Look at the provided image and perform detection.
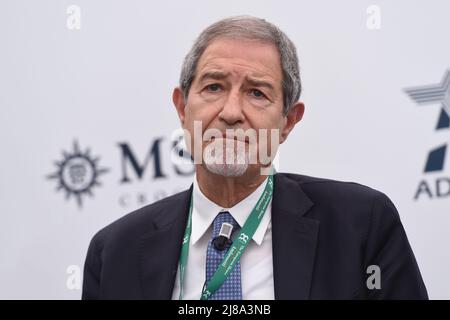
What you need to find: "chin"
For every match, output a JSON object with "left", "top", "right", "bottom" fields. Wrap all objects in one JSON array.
[
  {"left": 203, "top": 140, "right": 250, "bottom": 177},
  {"left": 205, "top": 163, "right": 249, "bottom": 177}
]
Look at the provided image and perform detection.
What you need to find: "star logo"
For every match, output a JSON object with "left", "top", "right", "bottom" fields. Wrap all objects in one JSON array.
[
  {"left": 404, "top": 70, "right": 450, "bottom": 173},
  {"left": 404, "top": 70, "right": 450, "bottom": 130}
]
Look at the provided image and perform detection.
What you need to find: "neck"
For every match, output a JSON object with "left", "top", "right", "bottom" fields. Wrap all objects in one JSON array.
[{"left": 196, "top": 165, "right": 268, "bottom": 208}]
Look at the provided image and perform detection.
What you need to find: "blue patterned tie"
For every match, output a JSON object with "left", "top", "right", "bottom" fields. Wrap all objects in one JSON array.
[{"left": 205, "top": 211, "right": 242, "bottom": 300}]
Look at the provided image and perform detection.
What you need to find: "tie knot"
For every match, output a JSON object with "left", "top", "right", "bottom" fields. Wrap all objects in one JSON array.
[{"left": 212, "top": 211, "right": 239, "bottom": 239}]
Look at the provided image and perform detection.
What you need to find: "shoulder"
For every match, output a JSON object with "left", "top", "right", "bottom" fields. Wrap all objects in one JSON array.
[
  {"left": 88, "top": 188, "right": 191, "bottom": 249},
  {"left": 277, "top": 172, "right": 390, "bottom": 204},
  {"left": 276, "top": 172, "right": 399, "bottom": 224}
]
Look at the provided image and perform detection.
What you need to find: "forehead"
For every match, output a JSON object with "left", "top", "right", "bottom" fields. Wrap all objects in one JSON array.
[{"left": 195, "top": 37, "right": 283, "bottom": 83}]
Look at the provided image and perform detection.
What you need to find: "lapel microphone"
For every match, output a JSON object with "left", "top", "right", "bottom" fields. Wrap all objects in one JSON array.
[{"left": 213, "top": 222, "right": 234, "bottom": 251}]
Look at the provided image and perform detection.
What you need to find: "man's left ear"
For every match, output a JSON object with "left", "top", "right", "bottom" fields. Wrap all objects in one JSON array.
[{"left": 280, "top": 101, "right": 305, "bottom": 144}]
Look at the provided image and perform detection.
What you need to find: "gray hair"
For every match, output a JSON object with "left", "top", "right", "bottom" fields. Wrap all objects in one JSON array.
[{"left": 179, "top": 15, "right": 301, "bottom": 116}]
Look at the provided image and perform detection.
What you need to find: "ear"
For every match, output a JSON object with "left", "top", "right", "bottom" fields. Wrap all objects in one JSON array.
[
  {"left": 172, "top": 87, "right": 187, "bottom": 127},
  {"left": 280, "top": 101, "right": 305, "bottom": 144}
]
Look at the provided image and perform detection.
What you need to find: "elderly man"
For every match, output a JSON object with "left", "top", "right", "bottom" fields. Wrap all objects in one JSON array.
[{"left": 82, "top": 16, "right": 428, "bottom": 300}]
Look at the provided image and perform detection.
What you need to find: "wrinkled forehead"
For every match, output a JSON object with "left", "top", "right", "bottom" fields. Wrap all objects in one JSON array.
[{"left": 195, "top": 37, "right": 283, "bottom": 84}]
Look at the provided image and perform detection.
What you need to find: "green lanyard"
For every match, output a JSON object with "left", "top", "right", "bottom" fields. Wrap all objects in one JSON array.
[{"left": 178, "top": 169, "right": 275, "bottom": 300}]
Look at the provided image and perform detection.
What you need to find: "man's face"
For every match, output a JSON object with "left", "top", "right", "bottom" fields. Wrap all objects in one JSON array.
[{"left": 173, "top": 37, "right": 303, "bottom": 177}]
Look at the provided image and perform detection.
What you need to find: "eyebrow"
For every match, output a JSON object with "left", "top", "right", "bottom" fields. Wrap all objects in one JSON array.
[
  {"left": 245, "top": 76, "right": 275, "bottom": 91},
  {"left": 198, "top": 71, "right": 230, "bottom": 83},
  {"left": 198, "top": 71, "right": 276, "bottom": 91}
]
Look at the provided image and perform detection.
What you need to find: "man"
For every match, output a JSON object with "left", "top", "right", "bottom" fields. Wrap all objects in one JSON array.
[{"left": 82, "top": 16, "right": 428, "bottom": 299}]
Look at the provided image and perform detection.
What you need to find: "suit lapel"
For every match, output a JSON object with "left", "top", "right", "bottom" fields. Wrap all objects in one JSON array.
[
  {"left": 272, "top": 173, "right": 319, "bottom": 299},
  {"left": 139, "top": 185, "right": 192, "bottom": 299}
]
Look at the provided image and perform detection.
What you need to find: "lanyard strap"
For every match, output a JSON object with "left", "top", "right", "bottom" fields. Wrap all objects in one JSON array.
[{"left": 178, "top": 169, "right": 275, "bottom": 300}]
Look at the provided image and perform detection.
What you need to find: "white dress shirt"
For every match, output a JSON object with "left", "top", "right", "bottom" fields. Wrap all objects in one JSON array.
[{"left": 171, "top": 174, "right": 275, "bottom": 300}]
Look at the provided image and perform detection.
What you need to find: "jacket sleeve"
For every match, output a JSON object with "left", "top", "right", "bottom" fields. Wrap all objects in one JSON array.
[
  {"left": 82, "top": 230, "right": 106, "bottom": 300},
  {"left": 362, "top": 192, "right": 428, "bottom": 299}
]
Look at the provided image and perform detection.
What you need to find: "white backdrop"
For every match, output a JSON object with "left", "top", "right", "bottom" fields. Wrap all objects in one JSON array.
[{"left": 1, "top": 0, "right": 449, "bottom": 299}]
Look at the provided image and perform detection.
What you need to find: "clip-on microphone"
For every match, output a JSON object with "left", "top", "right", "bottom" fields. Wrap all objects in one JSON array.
[{"left": 213, "top": 222, "right": 234, "bottom": 251}]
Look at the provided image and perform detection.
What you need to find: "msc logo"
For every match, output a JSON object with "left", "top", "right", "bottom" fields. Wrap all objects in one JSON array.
[
  {"left": 47, "top": 141, "right": 109, "bottom": 208},
  {"left": 404, "top": 70, "right": 450, "bottom": 200},
  {"left": 47, "top": 133, "right": 194, "bottom": 209}
]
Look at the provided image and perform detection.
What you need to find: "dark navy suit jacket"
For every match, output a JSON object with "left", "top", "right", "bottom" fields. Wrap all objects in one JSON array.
[{"left": 82, "top": 173, "right": 428, "bottom": 299}]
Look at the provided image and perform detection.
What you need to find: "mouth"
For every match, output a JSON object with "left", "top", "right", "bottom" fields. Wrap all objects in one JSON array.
[{"left": 208, "top": 135, "right": 249, "bottom": 144}]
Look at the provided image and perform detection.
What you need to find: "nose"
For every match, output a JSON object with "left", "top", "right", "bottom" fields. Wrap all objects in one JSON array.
[{"left": 218, "top": 89, "right": 245, "bottom": 126}]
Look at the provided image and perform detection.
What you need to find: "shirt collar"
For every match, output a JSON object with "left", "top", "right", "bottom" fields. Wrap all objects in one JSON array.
[{"left": 191, "top": 174, "right": 272, "bottom": 246}]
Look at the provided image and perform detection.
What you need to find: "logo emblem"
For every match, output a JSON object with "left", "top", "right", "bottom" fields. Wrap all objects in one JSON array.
[
  {"left": 47, "top": 141, "right": 109, "bottom": 207},
  {"left": 238, "top": 233, "right": 249, "bottom": 244},
  {"left": 404, "top": 70, "right": 450, "bottom": 172}
]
